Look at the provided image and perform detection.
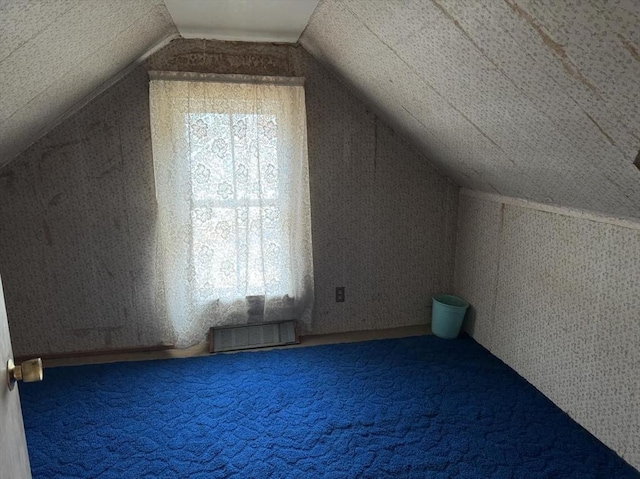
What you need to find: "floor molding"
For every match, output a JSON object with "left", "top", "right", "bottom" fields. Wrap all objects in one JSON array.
[
  {"left": 15, "top": 344, "right": 174, "bottom": 365},
  {"left": 38, "top": 325, "right": 430, "bottom": 368}
]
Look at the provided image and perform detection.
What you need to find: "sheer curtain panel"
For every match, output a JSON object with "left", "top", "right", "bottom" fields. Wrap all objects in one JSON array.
[{"left": 149, "top": 71, "right": 314, "bottom": 348}]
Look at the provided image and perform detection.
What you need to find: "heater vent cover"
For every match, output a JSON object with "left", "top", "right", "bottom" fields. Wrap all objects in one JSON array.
[{"left": 209, "top": 320, "right": 299, "bottom": 353}]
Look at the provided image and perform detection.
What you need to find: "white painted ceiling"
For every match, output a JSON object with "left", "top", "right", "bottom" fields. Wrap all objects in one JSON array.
[
  {"left": 1, "top": 0, "right": 639, "bottom": 219},
  {"left": 164, "top": 0, "right": 320, "bottom": 42},
  {"left": 300, "top": 0, "right": 640, "bottom": 219},
  {"left": 0, "top": 0, "right": 178, "bottom": 166}
]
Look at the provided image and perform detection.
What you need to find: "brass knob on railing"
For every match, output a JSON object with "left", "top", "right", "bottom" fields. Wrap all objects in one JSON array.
[{"left": 6, "top": 358, "right": 43, "bottom": 391}]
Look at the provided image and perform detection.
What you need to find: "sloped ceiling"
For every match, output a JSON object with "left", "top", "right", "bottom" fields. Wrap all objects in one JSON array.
[
  {"left": 300, "top": 0, "right": 640, "bottom": 219},
  {"left": 0, "top": 0, "right": 177, "bottom": 167},
  {"left": 1, "top": 0, "right": 639, "bottom": 219}
]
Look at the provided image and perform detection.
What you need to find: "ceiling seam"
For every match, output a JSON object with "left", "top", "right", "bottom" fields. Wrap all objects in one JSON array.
[
  {"left": 435, "top": 0, "right": 638, "bottom": 173},
  {"left": 501, "top": 0, "right": 640, "bottom": 145},
  {"left": 491, "top": 1, "right": 633, "bottom": 163},
  {"left": 301, "top": 6, "right": 514, "bottom": 190},
  {"left": 0, "top": 30, "right": 180, "bottom": 172},
  {"left": 0, "top": 4, "right": 76, "bottom": 64},
  {"left": 298, "top": 37, "right": 461, "bottom": 188},
  {"left": 0, "top": 4, "right": 172, "bottom": 127},
  {"left": 341, "top": 3, "right": 516, "bottom": 168},
  {"left": 503, "top": 0, "right": 601, "bottom": 96}
]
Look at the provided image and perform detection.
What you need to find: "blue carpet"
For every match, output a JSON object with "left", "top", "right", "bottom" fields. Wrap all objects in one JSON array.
[{"left": 20, "top": 335, "right": 639, "bottom": 479}]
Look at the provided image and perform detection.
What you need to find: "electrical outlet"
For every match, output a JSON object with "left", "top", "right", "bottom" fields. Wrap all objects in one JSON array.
[{"left": 336, "top": 287, "right": 345, "bottom": 302}]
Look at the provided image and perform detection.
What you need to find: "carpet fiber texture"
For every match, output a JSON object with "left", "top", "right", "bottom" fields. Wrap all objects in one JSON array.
[{"left": 20, "top": 336, "right": 639, "bottom": 478}]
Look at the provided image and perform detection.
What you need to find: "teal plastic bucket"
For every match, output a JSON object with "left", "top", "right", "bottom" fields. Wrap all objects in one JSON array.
[{"left": 431, "top": 294, "right": 469, "bottom": 339}]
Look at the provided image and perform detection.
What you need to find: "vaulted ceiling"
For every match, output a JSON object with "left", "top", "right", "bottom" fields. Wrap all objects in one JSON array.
[
  {"left": 299, "top": 0, "right": 640, "bottom": 219},
  {"left": 0, "top": 0, "right": 177, "bottom": 165},
  {"left": 1, "top": 0, "right": 639, "bottom": 219}
]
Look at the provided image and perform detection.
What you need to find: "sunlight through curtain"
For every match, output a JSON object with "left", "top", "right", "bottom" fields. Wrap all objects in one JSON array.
[{"left": 149, "top": 72, "right": 314, "bottom": 347}]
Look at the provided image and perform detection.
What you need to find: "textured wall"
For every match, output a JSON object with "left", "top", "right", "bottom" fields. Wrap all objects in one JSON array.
[
  {"left": 0, "top": 67, "right": 171, "bottom": 356},
  {"left": 0, "top": 39, "right": 458, "bottom": 356},
  {"left": 300, "top": 0, "right": 640, "bottom": 219},
  {"left": 454, "top": 190, "right": 640, "bottom": 470}
]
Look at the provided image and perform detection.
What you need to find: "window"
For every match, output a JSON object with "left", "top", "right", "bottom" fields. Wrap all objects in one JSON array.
[
  {"left": 189, "top": 111, "right": 284, "bottom": 297},
  {"left": 149, "top": 72, "right": 314, "bottom": 348}
]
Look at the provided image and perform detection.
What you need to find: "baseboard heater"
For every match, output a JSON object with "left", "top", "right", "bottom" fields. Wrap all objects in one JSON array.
[{"left": 208, "top": 320, "right": 300, "bottom": 353}]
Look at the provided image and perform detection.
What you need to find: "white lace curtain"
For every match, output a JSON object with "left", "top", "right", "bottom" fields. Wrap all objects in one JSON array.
[{"left": 149, "top": 71, "right": 314, "bottom": 348}]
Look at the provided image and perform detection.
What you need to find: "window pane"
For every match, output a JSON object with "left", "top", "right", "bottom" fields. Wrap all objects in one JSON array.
[
  {"left": 187, "top": 112, "right": 278, "bottom": 204},
  {"left": 188, "top": 113, "right": 233, "bottom": 203},
  {"left": 187, "top": 111, "right": 288, "bottom": 297}
]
